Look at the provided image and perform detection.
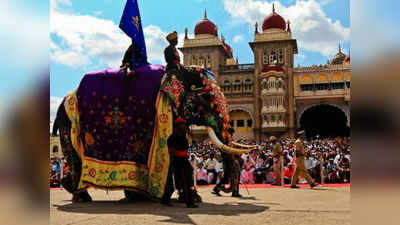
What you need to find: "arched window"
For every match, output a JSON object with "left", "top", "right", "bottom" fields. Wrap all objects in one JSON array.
[
  {"left": 244, "top": 79, "right": 253, "bottom": 92},
  {"left": 223, "top": 80, "right": 231, "bottom": 92},
  {"left": 247, "top": 119, "right": 253, "bottom": 127},
  {"left": 52, "top": 146, "right": 59, "bottom": 153},
  {"left": 206, "top": 55, "right": 211, "bottom": 68},
  {"left": 234, "top": 80, "right": 242, "bottom": 92},
  {"left": 278, "top": 49, "right": 284, "bottom": 64},
  {"left": 279, "top": 78, "right": 284, "bottom": 90},
  {"left": 263, "top": 50, "right": 268, "bottom": 65},
  {"left": 262, "top": 78, "right": 268, "bottom": 90},
  {"left": 269, "top": 50, "right": 277, "bottom": 65}
]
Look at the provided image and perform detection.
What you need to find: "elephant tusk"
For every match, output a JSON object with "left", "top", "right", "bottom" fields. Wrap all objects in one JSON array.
[
  {"left": 207, "top": 127, "right": 253, "bottom": 155},
  {"left": 232, "top": 142, "right": 258, "bottom": 150}
]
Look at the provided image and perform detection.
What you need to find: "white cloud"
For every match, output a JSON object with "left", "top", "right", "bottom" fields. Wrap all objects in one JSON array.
[
  {"left": 143, "top": 25, "right": 169, "bottom": 64},
  {"left": 50, "top": 96, "right": 64, "bottom": 131},
  {"left": 50, "top": 1, "right": 171, "bottom": 68},
  {"left": 233, "top": 35, "right": 244, "bottom": 43},
  {"left": 223, "top": 0, "right": 350, "bottom": 57},
  {"left": 51, "top": 49, "right": 91, "bottom": 68}
]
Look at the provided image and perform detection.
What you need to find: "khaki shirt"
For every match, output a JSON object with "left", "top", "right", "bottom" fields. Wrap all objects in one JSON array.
[
  {"left": 294, "top": 139, "right": 305, "bottom": 159},
  {"left": 272, "top": 143, "right": 282, "bottom": 158},
  {"left": 295, "top": 139, "right": 307, "bottom": 168}
]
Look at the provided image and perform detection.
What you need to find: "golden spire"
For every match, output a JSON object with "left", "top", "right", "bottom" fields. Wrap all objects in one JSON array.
[{"left": 204, "top": 9, "right": 207, "bottom": 19}]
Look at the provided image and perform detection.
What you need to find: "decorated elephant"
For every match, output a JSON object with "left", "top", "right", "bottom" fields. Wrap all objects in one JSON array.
[{"left": 53, "top": 63, "right": 256, "bottom": 202}]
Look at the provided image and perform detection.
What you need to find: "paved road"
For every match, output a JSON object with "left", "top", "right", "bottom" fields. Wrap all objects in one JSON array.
[{"left": 50, "top": 186, "right": 350, "bottom": 225}]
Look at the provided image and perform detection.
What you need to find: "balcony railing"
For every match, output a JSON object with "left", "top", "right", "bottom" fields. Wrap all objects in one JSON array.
[{"left": 220, "top": 64, "right": 255, "bottom": 72}]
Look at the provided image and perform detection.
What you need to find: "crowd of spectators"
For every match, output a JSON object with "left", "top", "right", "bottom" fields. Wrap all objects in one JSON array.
[
  {"left": 49, "top": 137, "right": 351, "bottom": 187},
  {"left": 189, "top": 137, "right": 351, "bottom": 185}
]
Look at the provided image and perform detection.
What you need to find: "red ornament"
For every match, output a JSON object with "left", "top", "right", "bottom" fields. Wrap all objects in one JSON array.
[{"left": 89, "top": 168, "right": 96, "bottom": 178}]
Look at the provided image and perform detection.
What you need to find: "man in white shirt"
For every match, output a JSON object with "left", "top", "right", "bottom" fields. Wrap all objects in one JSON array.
[
  {"left": 205, "top": 153, "right": 218, "bottom": 184},
  {"left": 215, "top": 157, "right": 224, "bottom": 184},
  {"left": 304, "top": 152, "right": 315, "bottom": 171}
]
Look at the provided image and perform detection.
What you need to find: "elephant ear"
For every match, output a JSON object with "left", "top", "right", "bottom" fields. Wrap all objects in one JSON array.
[{"left": 161, "top": 73, "right": 185, "bottom": 109}]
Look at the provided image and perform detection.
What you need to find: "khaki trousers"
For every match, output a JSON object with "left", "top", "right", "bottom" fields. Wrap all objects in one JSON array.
[
  {"left": 273, "top": 158, "right": 281, "bottom": 184},
  {"left": 291, "top": 158, "right": 313, "bottom": 186}
]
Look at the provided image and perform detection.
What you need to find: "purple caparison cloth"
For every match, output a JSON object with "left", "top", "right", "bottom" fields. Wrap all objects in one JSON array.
[{"left": 76, "top": 64, "right": 165, "bottom": 165}]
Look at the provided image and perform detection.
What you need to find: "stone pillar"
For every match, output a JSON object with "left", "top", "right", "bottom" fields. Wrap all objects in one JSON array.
[
  {"left": 254, "top": 49, "right": 262, "bottom": 142},
  {"left": 287, "top": 51, "right": 295, "bottom": 138}
]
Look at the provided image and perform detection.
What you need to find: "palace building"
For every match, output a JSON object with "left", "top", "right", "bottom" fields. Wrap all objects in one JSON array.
[{"left": 180, "top": 7, "right": 350, "bottom": 141}]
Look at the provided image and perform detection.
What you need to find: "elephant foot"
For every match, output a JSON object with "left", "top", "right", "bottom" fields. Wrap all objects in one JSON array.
[
  {"left": 72, "top": 191, "right": 92, "bottom": 203},
  {"left": 123, "top": 190, "right": 148, "bottom": 202}
]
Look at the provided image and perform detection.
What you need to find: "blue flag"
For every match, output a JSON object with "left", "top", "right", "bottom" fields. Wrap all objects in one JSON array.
[{"left": 119, "top": 0, "right": 148, "bottom": 68}]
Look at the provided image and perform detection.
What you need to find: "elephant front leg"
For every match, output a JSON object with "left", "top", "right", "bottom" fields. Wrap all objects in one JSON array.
[{"left": 72, "top": 190, "right": 92, "bottom": 203}]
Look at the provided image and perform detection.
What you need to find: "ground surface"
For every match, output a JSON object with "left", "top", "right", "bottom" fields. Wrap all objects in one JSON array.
[{"left": 50, "top": 185, "right": 350, "bottom": 225}]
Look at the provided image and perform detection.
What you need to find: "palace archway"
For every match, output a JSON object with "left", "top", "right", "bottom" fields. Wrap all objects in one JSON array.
[{"left": 299, "top": 104, "right": 349, "bottom": 138}]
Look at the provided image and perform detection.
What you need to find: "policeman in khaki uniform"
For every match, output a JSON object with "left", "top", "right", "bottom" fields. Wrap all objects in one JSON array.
[
  {"left": 270, "top": 136, "right": 282, "bottom": 185},
  {"left": 291, "top": 130, "right": 318, "bottom": 189}
]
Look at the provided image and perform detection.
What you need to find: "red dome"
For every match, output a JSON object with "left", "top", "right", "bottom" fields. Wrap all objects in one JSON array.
[
  {"left": 262, "top": 5, "right": 286, "bottom": 31},
  {"left": 194, "top": 10, "right": 218, "bottom": 36}
]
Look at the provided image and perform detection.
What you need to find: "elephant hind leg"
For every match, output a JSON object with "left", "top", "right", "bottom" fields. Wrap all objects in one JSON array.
[{"left": 58, "top": 126, "right": 82, "bottom": 195}]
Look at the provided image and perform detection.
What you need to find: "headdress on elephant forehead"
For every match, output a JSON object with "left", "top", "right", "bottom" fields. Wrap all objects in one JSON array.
[
  {"left": 174, "top": 117, "right": 186, "bottom": 125},
  {"left": 166, "top": 31, "right": 178, "bottom": 42}
]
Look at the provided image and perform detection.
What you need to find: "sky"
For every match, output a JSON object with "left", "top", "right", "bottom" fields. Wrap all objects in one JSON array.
[{"left": 49, "top": 0, "right": 350, "bottom": 125}]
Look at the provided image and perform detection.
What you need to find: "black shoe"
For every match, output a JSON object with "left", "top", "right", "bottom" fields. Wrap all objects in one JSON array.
[
  {"left": 194, "top": 192, "right": 203, "bottom": 203},
  {"left": 232, "top": 193, "right": 243, "bottom": 198},
  {"left": 212, "top": 190, "right": 222, "bottom": 196},
  {"left": 290, "top": 185, "right": 300, "bottom": 189},
  {"left": 187, "top": 204, "right": 199, "bottom": 208},
  {"left": 310, "top": 183, "right": 318, "bottom": 189}
]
